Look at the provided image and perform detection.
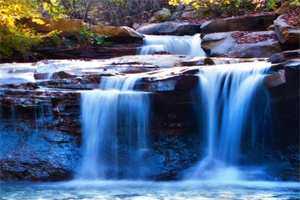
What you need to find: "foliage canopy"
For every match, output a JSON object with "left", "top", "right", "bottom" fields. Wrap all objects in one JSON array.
[
  {"left": 168, "top": 0, "right": 300, "bottom": 11},
  {"left": 0, "top": 0, "right": 65, "bottom": 59}
]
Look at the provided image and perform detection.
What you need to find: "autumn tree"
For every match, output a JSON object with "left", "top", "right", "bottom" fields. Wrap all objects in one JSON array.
[{"left": 0, "top": 0, "right": 64, "bottom": 58}]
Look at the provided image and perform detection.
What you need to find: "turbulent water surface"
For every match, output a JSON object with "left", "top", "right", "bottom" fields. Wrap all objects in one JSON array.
[
  {"left": 1, "top": 181, "right": 300, "bottom": 200},
  {"left": 189, "top": 62, "right": 272, "bottom": 180},
  {"left": 140, "top": 34, "right": 206, "bottom": 57},
  {"left": 78, "top": 75, "right": 150, "bottom": 180}
]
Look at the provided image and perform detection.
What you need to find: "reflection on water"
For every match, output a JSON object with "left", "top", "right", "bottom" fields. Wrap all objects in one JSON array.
[{"left": 1, "top": 181, "right": 299, "bottom": 200}]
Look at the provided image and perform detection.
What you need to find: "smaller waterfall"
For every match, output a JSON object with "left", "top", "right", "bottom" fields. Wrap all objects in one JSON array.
[
  {"left": 190, "top": 62, "right": 271, "bottom": 181},
  {"left": 140, "top": 34, "right": 206, "bottom": 57},
  {"left": 78, "top": 76, "right": 150, "bottom": 180}
]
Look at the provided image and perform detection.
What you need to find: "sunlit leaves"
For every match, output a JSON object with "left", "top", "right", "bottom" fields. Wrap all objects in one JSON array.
[
  {"left": 0, "top": 0, "right": 64, "bottom": 58},
  {"left": 168, "top": 0, "right": 285, "bottom": 10},
  {"left": 0, "top": 0, "right": 41, "bottom": 27},
  {"left": 42, "top": 0, "right": 66, "bottom": 18}
]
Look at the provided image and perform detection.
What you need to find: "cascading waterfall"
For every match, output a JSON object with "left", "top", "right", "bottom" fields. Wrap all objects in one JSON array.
[
  {"left": 140, "top": 34, "right": 206, "bottom": 57},
  {"left": 190, "top": 62, "right": 271, "bottom": 181},
  {"left": 78, "top": 76, "right": 150, "bottom": 180}
]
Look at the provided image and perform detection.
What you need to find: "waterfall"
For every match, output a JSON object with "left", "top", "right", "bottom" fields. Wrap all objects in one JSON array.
[
  {"left": 190, "top": 62, "right": 271, "bottom": 181},
  {"left": 78, "top": 76, "right": 150, "bottom": 180},
  {"left": 140, "top": 34, "right": 206, "bottom": 57}
]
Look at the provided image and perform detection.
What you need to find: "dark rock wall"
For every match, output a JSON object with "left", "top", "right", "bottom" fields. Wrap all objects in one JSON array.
[
  {"left": 0, "top": 94, "right": 80, "bottom": 181},
  {"left": 267, "top": 65, "right": 300, "bottom": 180}
]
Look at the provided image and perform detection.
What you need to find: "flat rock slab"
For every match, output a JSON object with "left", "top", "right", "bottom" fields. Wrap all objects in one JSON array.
[
  {"left": 1, "top": 55, "right": 264, "bottom": 87},
  {"left": 201, "top": 12, "right": 277, "bottom": 34},
  {"left": 202, "top": 31, "right": 282, "bottom": 58},
  {"left": 0, "top": 56, "right": 299, "bottom": 181},
  {"left": 274, "top": 8, "right": 300, "bottom": 49}
]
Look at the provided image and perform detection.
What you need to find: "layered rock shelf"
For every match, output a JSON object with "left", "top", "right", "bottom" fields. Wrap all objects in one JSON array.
[
  {"left": 0, "top": 3, "right": 299, "bottom": 183},
  {"left": 0, "top": 52, "right": 299, "bottom": 181}
]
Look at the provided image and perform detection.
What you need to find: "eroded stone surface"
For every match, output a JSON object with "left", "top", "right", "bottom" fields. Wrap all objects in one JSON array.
[
  {"left": 201, "top": 12, "right": 277, "bottom": 34},
  {"left": 274, "top": 8, "right": 300, "bottom": 49},
  {"left": 202, "top": 31, "right": 282, "bottom": 58}
]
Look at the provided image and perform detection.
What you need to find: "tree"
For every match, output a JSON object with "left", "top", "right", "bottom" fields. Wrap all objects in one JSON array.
[
  {"left": 60, "top": 0, "right": 96, "bottom": 21},
  {"left": 0, "top": 0, "right": 64, "bottom": 59},
  {"left": 168, "top": 0, "right": 299, "bottom": 11}
]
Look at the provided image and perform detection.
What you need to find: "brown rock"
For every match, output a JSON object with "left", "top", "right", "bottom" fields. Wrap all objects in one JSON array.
[
  {"left": 274, "top": 10, "right": 300, "bottom": 49},
  {"left": 91, "top": 25, "right": 143, "bottom": 39},
  {"left": 30, "top": 18, "right": 143, "bottom": 40},
  {"left": 201, "top": 12, "right": 277, "bottom": 34},
  {"left": 51, "top": 71, "right": 76, "bottom": 80},
  {"left": 265, "top": 70, "right": 286, "bottom": 88},
  {"left": 31, "top": 19, "right": 85, "bottom": 34},
  {"left": 268, "top": 49, "right": 300, "bottom": 64},
  {"left": 202, "top": 31, "right": 282, "bottom": 58}
]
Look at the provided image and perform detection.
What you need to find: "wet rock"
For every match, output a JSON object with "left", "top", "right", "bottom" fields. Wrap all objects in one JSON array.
[
  {"left": 283, "top": 59, "right": 300, "bottom": 70},
  {"left": 0, "top": 160, "right": 72, "bottom": 181},
  {"left": 141, "top": 75, "right": 198, "bottom": 92},
  {"left": 36, "top": 44, "right": 140, "bottom": 60},
  {"left": 267, "top": 56, "right": 300, "bottom": 181},
  {"left": 265, "top": 70, "right": 286, "bottom": 88},
  {"left": 152, "top": 133, "right": 200, "bottom": 180},
  {"left": 1, "top": 55, "right": 299, "bottom": 181},
  {"left": 180, "top": 57, "right": 262, "bottom": 66},
  {"left": 107, "top": 55, "right": 189, "bottom": 69},
  {"left": 0, "top": 126, "right": 80, "bottom": 181},
  {"left": 201, "top": 12, "right": 277, "bottom": 34},
  {"left": 202, "top": 31, "right": 282, "bottom": 58},
  {"left": 51, "top": 71, "right": 76, "bottom": 80},
  {"left": 136, "top": 21, "right": 201, "bottom": 35},
  {"left": 268, "top": 49, "right": 300, "bottom": 64},
  {"left": 0, "top": 82, "right": 38, "bottom": 90}
]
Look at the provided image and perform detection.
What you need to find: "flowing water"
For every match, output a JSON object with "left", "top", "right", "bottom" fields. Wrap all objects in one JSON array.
[
  {"left": 1, "top": 181, "right": 300, "bottom": 200},
  {"left": 1, "top": 50, "right": 299, "bottom": 199},
  {"left": 140, "top": 34, "right": 206, "bottom": 57},
  {"left": 189, "top": 62, "right": 272, "bottom": 181},
  {"left": 77, "top": 75, "right": 150, "bottom": 180},
  {"left": 0, "top": 63, "right": 36, "bottom": 85}
]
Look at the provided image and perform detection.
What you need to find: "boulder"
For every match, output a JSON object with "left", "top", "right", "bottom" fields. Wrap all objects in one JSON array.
[
  {"left": 91, "top": 25, "right": 143, "bottom": 41},
  {"left": 202, "top": 31, "right": 282, "bottom": 58},
  {"left": 31, "top": 18, "right": 85, "bottom": 34},
  {"left": 51, "top": 71, "right": 76, "bottom": 80},
  {"left": 275, "top": 1, "right": 294, "bottom": 15},
  {"left": 150, "top": 8, "right": 172, "bottom": 23},
  {"left": 201, "top": 12, "right": 277, "bottom": 34},
  {"left": 265, "top": 70, "right": 286, "bottom": 88},
  {"left": 274, "top": 9, "right": 300, "bottom": 49},
  {"left": 30, "top": 18, "right": 143, "bottom": 41},
  {"left": 268, "top": 49, "right": 300, "bottom": 64},
  {"left": 136, "top": 21, "right": 201, "bottom": 35}
]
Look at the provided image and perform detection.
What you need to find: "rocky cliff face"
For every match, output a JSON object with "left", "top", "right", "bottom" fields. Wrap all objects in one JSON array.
[{"left": 0, "top": 54, "right": 299, "bottom": 181}]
